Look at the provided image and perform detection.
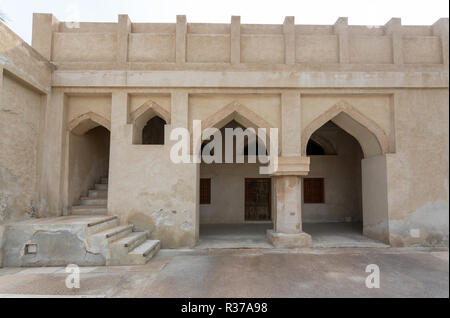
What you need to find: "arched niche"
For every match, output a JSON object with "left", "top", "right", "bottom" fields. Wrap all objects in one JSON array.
[
  {"left": 69, "top": 112, "right": 111, "bottom": 136},
  {"left": 130, "top": 100, "right": 170, "bottom": 145}
]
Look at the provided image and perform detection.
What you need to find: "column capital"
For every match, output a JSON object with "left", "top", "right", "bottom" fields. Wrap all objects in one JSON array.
[{"left": 271, "top": 156, "right": 310, "bottom": 176}]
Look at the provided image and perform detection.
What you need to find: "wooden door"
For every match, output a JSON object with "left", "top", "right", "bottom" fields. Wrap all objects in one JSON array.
[{"left": 245, "top": 178, "right": 271, "bottom": 221}]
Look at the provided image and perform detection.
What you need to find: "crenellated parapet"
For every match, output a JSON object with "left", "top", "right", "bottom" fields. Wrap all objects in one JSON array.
[{"left": 31, "top": 14, "right": 449, "bottom": 70}]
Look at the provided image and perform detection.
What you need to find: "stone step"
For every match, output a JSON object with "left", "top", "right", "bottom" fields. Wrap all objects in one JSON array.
[
  {"left": 71, "top": 205, "right": 107, "bottom": 216},
  {"left": 80, "top": 197, "right": 107, "bottom": 206},
  {"left": 92, "top": 224, "right": 134, "bottom": 240},
  {"left": 86, "top": 216, "right": 119, "bottom": 235},
  {"left": 95, "top": 183, "right": 108, "bottom": 190},
  {"left": 100, "top": 177, "right": 108, "bottom": 184},
  {"left": 128, "top": 240, "right": 160, "bottom": 264},
  {"left": 88, "top": 189, "right": 108, "bottom": 198},
  {"left": 112, "top": 231, "right": 148, "bottom": 252}
]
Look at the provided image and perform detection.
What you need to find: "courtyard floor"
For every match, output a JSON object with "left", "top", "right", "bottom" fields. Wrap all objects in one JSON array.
[
  {"left": 197, "top": 223, "right": 387, "bottom": 249},
  {"left": 0, "top": 247, "right": 447, "bottom": 298}
]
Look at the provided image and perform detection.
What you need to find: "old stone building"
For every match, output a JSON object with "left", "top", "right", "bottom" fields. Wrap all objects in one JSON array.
[{"left": 0, "top": 13, "right": 448, "bottom": 267}]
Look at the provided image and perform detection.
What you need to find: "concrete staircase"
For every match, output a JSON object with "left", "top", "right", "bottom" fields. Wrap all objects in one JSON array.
[
  {"left": 70, "top": 178, "right": 160, "bottom": 265},
  {"left": 71, "top": 177, "right": 109, "bottom": 216},
  {"left": 87, "top": 216, "right": 160, "bottom": 265}
]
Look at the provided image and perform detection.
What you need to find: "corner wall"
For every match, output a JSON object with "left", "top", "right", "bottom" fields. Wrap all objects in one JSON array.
[{"left": 0, "top": 22, "right": 52, "bottom": 222}]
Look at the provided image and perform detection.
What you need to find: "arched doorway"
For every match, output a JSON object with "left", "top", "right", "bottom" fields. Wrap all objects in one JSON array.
[
  {"left": 197, "top": 120, "right": 273, "bottom": 248},
  {"left": 302, "top": 121, "right": 372, "bottom": 246},
  {"left": 302, "top": 105, "right": 390, "bottom": 246},
  {"left": 67, "top": 114, "right": 111, "bottom": 214}
]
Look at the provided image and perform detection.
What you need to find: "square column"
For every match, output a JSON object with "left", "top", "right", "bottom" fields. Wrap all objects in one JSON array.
[{"left": 267, "top": 157, "right": 311, "bottom": 248}]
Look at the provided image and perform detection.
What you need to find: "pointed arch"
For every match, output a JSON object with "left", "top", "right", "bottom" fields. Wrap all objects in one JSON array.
[
  {"left": 69, "top": 111, "right": 111, "bottom": 136},
  {"left": 309, "top": 134, "right": 337, "bottom": 155},
  {"left": 130, "top": 100, "right": 171, "bottom": 126},
  {"left": 198, "top": 101, "right": 276, "bottom": 155},
  {"left": 202, "top": 101, "right": 273, "bottom": 131},
  {"left": 301, "top": 100, "right": 389, "bottom": 158},
  {"left": 130, "top": 100, "right": 170, "bottom": 145}
]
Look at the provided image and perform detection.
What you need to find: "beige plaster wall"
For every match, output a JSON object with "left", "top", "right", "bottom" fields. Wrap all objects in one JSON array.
[
  {"left": 303, "top": 126, "right": 363, "bottom": 223},
  {"left": 386, "top": 89, "right": 449, "bottom": 246},
  {"left": 1, "top": 21, "right": 53, "bottom": 227},
  {"left": 52, "top": 33, "right": 117, "bottom": 62},
  {"left": 187, "top": 34, "right": 230, "bottom": 63},
  {"left": 241, "top": 34, "right": 285, "bottom": 64},
  {"left": 403, "top": 36, "right": 443, "bottom": 64},
  {"left": 295, "top": 35, "right": 338, "bottom": 63},
  {"left": 108, "top": 122, "right": 198, "bottom": 249},
  {"left": 188, "top": 93, "right": 281, "bottom": 132},
  {"left": 128, "top": 34, "right": 175, "bottom": 63},
  {"left": 349, "top": 36, "right": 393, "bottom": 64},
  {"left": 1, "top": 22, "right": 52, "bottom": 91},
  {"left": 34, "top": 14, "right": 448, "bottom": 68},
  {"left": 0, "top": 73, "right": 44, "bottom": 222},
  {"left": 67, "top": 94, "right": 111, "bottom": 124},
  {"left": 361, "top": 154, "right": 390, "bottom": 243}
]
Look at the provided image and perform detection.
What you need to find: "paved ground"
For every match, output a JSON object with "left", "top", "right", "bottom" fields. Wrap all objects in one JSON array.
[
  {"left": 0, "top": 247, "right": 447, "bottom": 298},
  {"left": 197, "top": 223, "right": 387, "bottom": 249},
  {"left": 304, "top": 223, "right": 388, "bottom": 248}
]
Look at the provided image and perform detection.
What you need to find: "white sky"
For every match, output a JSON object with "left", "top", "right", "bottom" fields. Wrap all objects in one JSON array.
[{"left": 0, "top": 0, "right": 448, "bottom": 44}]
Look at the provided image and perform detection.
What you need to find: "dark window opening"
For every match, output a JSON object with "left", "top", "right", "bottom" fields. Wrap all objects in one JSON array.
[
  {"left": 306, "top": 140, "right": 325, "bottom": 156},
  {"left": 142, "top": 116, "right": 166, "bottom": 145},
  {"left": 304, "top": 178, "right": 325, "bottom": 203},
  {"left": 200, "top": 178, "right": 211, "bottom": 205},
  {"left": 244, "top": 140, "right": 267, "bottom": 156},
  {"left": 201, "top": 141, "right": 215, "bottom": 156}
]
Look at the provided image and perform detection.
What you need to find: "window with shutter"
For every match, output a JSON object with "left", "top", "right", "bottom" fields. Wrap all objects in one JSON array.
[
  {"left": 304, "top": 178, "right": 324, "bottom": 203},
  {"left": 200, "top": 178, "right": 211, "bottom": 205}
]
